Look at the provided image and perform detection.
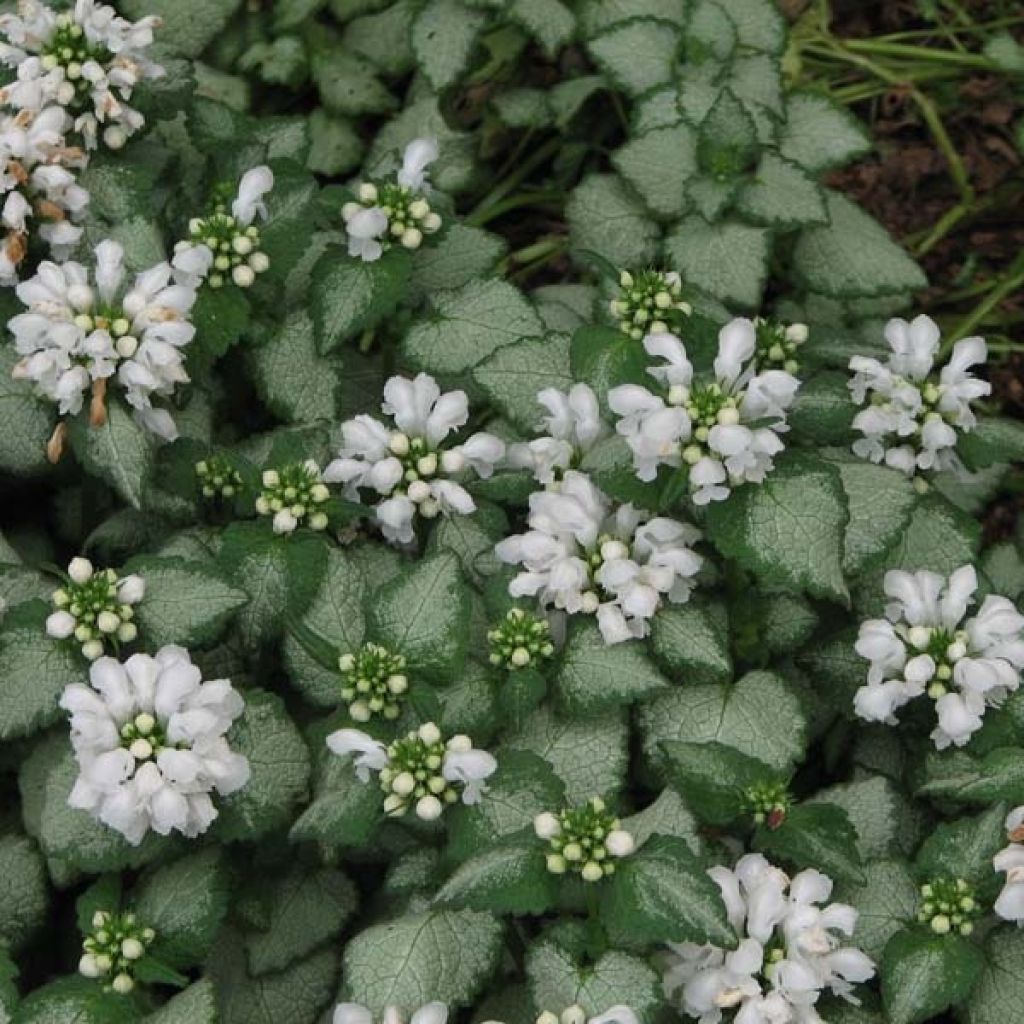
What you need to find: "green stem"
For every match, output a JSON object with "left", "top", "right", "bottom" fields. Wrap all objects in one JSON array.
[
  {"left": 943, "top": 255, "right": 1024, "bottom": 356},
  {"left": 467, "top": 190, "right": 563, "bottom": 227},
  {"left": 838, "top": 38, "right": 998, "bottom": 69},
  {"left": 466, "top": 136, "right": 563, "bottom": 226}
]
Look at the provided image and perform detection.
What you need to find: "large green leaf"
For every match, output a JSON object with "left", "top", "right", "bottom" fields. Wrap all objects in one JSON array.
[{"left": 882, "top": 930, "right": 983, "bottom": 1024}]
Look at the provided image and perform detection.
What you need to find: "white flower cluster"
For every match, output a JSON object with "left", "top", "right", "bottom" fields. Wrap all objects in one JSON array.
[
  {"left": 256, "top": 461, "right": 331, "bottom": 535},
  {"left": 536, "top": 1007, "right": 639, "bottom": 1024},
  {"left": 610, "top": 268, "right": 692, "bottom": 340},
  {"left": 854, "top": 565, "right": 1024, "bottom": 749},
  {"left": 78, "top": 908, "right": 154, "bottom": 994},
  {"left": 849, "top": 314, "right": 990, "bottom": 482},
  {"left": 0, "top": 105, "right": 89, "bottom": 285},
  {"left": 10, "top": 238, "right": 200, "bottom": 441},
  {"left": 664, "top": 854, "right": 875, "bottom": 1024},
  {"left": 507, "top": 383, "right": 607, "bottom": 484},
  {"left": 172, "top": 165, "right": 274, "bottom": 290},
  {"left": 0, "top": 0, "right": 163, "bottom": 151},
  {"left": 325, "top": 372, "right": 504, "bottom": 545},
  {"left": 609, "top": 319, "right": 799, "bottom": 504},
  {"left": 334, "top": 1003, "right": 447, "bottom": 1024},
  {"left": 60, "top": 645, "right": 250, "bottom": 844},
  {"left": 45, "top": 555, "right": 144, "bottom": 659},
  {"left": 534, "top": 796, "right": 635, "bottom": 882},
  {"left": 343, "top": 137, "right": 442, "bottom": 262},
  {"left": 326, "top": 721, "right": 496, "bottom": 821},
  {"left": 495, "top": 470, "right": 702, "bottom": 645},
  {"left": 995, "top": 805, "right": 1024, "bottom": 926}
]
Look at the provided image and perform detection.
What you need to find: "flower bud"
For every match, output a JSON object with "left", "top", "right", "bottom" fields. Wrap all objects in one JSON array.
[
  {"left": 392, "top": 772, "right": 416, "bottom": 797},
  {"left": 78, "top": 953, "right": 101, "bottom": 978},
  {"left": 537, "top": 1013, "right": 559, "bottom": 1024},
  {"left": 717, "top": 407, "right": 740, "bottom": 426},
  {"left": 387, "top": 674, "right": 408, "bottom": 694},
  {"left": 409, "top": 198, "right": 429, "bottom": 220},
  {"left": 947, "top": 640, "right": 967, "bottom": 661},
  {"left": 511, "top": 647, "right": 531, "bottom": 667},
  {"left": 401, "top": 227, "right": 423, "bottom": 250},
  {"left": 416, "top": 453, "right": 438, "bottom": 477},
  {"left": 908, "top": 626, "right": 932, "bottom": 650},
  {"left": 232, "top": 264, "right": 255, "bottom": 288},
  {"left": 104, "top": 125, "right": 127, "bottom": 150},
  {"left": 407, "top": 480, "right": 430, "bottom": 503},
  {"left": 121, "top": 938, "right": 144, "bottom": 960},
  {"left": 358, "top": 183, "right": 378, "bottom": 203},
  {"left": 534, "top": 812, "right": 561, "bottom": 840},
  {"left": 422, "top": 212, "right": 442, "bottom": 233},
  {"left": 447, "top": 734, "right": 472, "bottom": 753},
  {"left": 389, "top": 432, "right": 410, "bottom": 456},
  {"left": 605, "top": 829, "right": 635, "bottom": 857},
  {"left": 273, "top": 510, "right": 298, "bottom": 534},
  {"left": 249, "top": 251, "right": 270, "bottom": 274},
  {"left": 580, "top": 592, "right": 599, "bottom": 614},
  {"left": 82, "top": 640, "right": 104, "bottom": 661},
  {"left": 67, "top": 283, "right": 94, "bottom": 311},
  {"left": 581, "top": 862, "right": 604, "bottom": 883},
  {"left": 97, "top": 610, "right": 121, "bottom": 634},
  {"left": 786, "top": 323, "right": 809, "bottom": 343},
  {"left": 562, "top": 1005, "right": 587, "bottom": 1024},
  {"left": 262, "top": 469, "right": 280, "bottom": 488},
  {"left": 545, "top": 853, "right": 566, "bottom": 875},
  {"left": 418, "top": 722, "right": 442, "bottom": 745},
  {"left": 383, "top": 793, "right": 406, "bottom": 815},
  {"left": 416, "top": 795, "right": 443, "bottom": 821},
  {"left": 232, "top": 234, "right": 254, "bottom": 256},
  {"left": 68, "top": 557, "right": 94, "bottom": 584},
  {"left": 440, "top": 450, "right": 465, "bottom": 474},
  {"left": 600, "top": 539, "right": 628, "bottom": 562},
  {"left": 129, "top": 738, "right": 153, "bottom": 760},
  {"left": 111, "top": 973, "right": 134, "bottom": 994}
]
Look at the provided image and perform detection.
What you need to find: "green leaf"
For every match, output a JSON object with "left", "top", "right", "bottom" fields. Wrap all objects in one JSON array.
[
  {"left": 661, "top": 740, "right": 776, "bottom": 826},
  {"left": 68, "top": 400, "right": 156, "bottom": 509},
  {"left": 958, "top": 416, "right": 1024, "bottom": 470},
  {"left": 120, "top": 0, "right": 241, "bottom": 58},
  {"left": 123, "top": 556, "right": 246, "bottom": 649},
  {"left": 290, "top": 755, "right": 384, "bottom": 848},
  {"left": 640, "top": 671, "right": 807, "bottom": 774},
  {"left": 967, "top": 929, "right": 1024, "bottom": 1024},
  {"left": 409, "top": 224, "right": 506, "bottom": 296},
  {"left": 311, "top": 46, "right": 396, "bottom": 116},
  {"left": 0, "top": 346, "right": 55, "bottom": 475},
  {"left": 918, "top": 747, "right": 1024, "bottom": 805},
  {"left": 403, "top": 278, "right": 544, "bottom": 378},
  {"left": 722, "top": 0, "right": 786, "bottom": 54},
  {"left": 554, "top": 621, "right": 668, "bottom": 714},
  {"left": 779, "top": 92, "right": 871, "bottom": 173},
  {"left": 650, "top": 599, "right": 732, "bottom": 685},
  {"left": 144, "top": 979, "right": 218, "bottom": 1024},
  {"left": 207, "top": 930, "right": 339, "bottom": 1024},
  {"left": 244, "top": 863, "right": 357, "bottom": 975},
  {"left": 882, "top": 930, "right": 984, "bottom": 1024},
  {"left": 0, "top": 601, "right": 82, "bottom": 741},
  {"left": 588, "top": 18, "right": 680, "bottom": 96},
  {"left": 838, "top": 859, "right": 918, "bottom": 961},
  {"left": 612, "top": 123, "right": 698, "bottom": 220},
  {"left": 914, "top": 804, "right": 1007, "bottom": 892},
  {"left": 342, "top": 908, "right": 503, "bottom": 1011},
  {"left": 367, "top": 550, "right": 470, "bottom": 679},
  {"left": 605, "top": 835, "right": 735, "bottom": 946},
  {"left": 697, "top": 88, "right": 758, "bottom": 179},
  {"left": 755, "top": 802, "right": 864, "bottom": 884},
  {"left": 527, "top": 941, "right": 662, "bottom": 1021},
  {"left": 248, "top": 310, "right": 342, "bottom": 423},
  {"left": 214, "top": 689, "right": 311, "bottom": 842},
  {"left": 447, "top": 750, "right": 566, "bottom": 860},
  {"left": 664, "top": 217, "right": 769, "bottom": 308},
  {"left": 412, "top": 0, "right": 487, "bottom": 88},
  {"left": 284, "top": 546, "right": 367, "bottom": 707},
  {"left": 570, "top": 324, "right": 649, "bottom": 407},
  {"left": 473, "top": 333, "right": 574, "bottom": 434},
  {"left": 833, "top": 458, "right": 919, "bottom": 575},
  {"left": 306, "top": 111, "right": 364, "bottom": 177},
  {"left": 0, "top": 833, "right": 47, "bottom": 951},
  {"left": 508, "top": 706, "right": 628, "bottom": 803},
  {"left": 791, "top": 191, "right": 927, "bottom": 298},
  {"left": 13, "top": 976, "right": 140, "bottom": 1024},
  {"left": 311, "top": 247, "right": 411, "bottom": 354},
  {"left": 436, "top": 840, "right": 556, "bottom": 915},
  {"left": 189, "top": 286, "right": 250, "bottom": 367},
  {"left": 135, "top": 849, "right": 230, "bottom": 970},
  {"left": 809, "top": 776, "right": 914, "bottom": 862},
  {"left": 567, "top": 175, "right": 659, "bottom": 268},
  {"left": 736, "top": 152, "right": 828, "bottom": 228},
  {"left": 704, "top": 453, "right": 850, "bottom": 603}
]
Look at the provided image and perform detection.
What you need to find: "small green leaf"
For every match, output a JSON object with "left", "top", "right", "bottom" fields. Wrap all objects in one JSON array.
[
  {"left": 736, "top": 152, "right": 828, "bottom": 227},
  {"left": 13, "top": 976, "right": 140, "bottom": 1024},
  {"left": 967, "top": 929, "right": 1024, "bottom": 1024},
  {"left": 838, "top": 859, "right": 918, "bottom": 961},
  {"left": 0, "top": 833, "right": 47, "bottom": 951},
  {"left": 612, "top": 123, "right": 698, "bottom": 220},
  {"left": 914, "top": 804, "right": 1007, "bottom": 892},
  {"left": 290, "top": 755, "right": 384, "bottom": 848},
  {"left": 697, "top": 89, "right": 758, "bottom": 179},
  {"left": 570, "top": 324, "right": 649, "bottom": 406},
  {"left": 755, "top": 802, "right": 864, "bottom": 884},
  {"left": 342, "top": 908, "right": 503, "bottom": 1011},
  {"left": 567, "top": 175, "right": 659, "bottom": 269},
  {"left": 436, "top": 840, "right": 556, "bottom": 915},
  {"left": 882, "top": 930, "right": 984, "bottom": 1024},
  {"left": 588, "top": 18, "right": 680, "bottom": 96},
  {"left": 190, "top": 286, "right": 250, "bottom": 367},
  {"left": 605, "top": 835, "right": 735, "bottom": 946},
  {"left": 144, "top": 979, "right": 218, "bottom": 1024},
  {"left": 68, "top": 400, "right": 156, "bottom": 509},
  {"left": 958, "top": 417, "right": 1024, "bottom": 470},
  {"left": 650, "top": 599, "right": 732, "bottom": 684},
  {"left": 412, "top": 0, "right": 486, "bottom": 89},
  {"left": 779, "top": 92, "right": 871, "bottom": 173},
  {"left": 918, "top": 747, "right": 1024, "bottom": 805},
  {"left": 0, "top": 345, "right": 56, "bottom": 475},
  {"left": 664, "top": 217, "right": 769, "bottom": 308},
  {"left": 705, "top": 453, "right": 850, "bottom": 603}
]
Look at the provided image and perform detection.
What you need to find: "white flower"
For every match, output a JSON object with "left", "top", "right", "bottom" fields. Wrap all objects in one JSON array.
[
  {"left": 849, "top": 314, "right": 990, "bottom": 480},
  {"left": 0, "top": 105, "right": 89, "bottom": 285},
  {"left": 665, "top": 855, "right": 874, "bottom": 1024},
  {"left": 995, "top": 806, "right": 1024, "bottom": 925},
  {"left": 343, "top": 139, "right": 442, "bottom": 262},
  {"left": 537, "top": 1008, "right": 640, "bottom": 1024},
  {"left": 508, "top": 383, "right": 608, "bottom": 483},
  {"left": 173, "top": 165, "right": 273, "bottom": 290},
  {"left": 334, "top": 1002, "right": 447, "bottom": 1024},
  {"left": 609, "top": 321, "right": 798, "bottom": 505},
  {"left": 59, "top": 646, "right": 249, "bottom": 844},
  {"left": 0, "top": 0, "right": 164, "bottom": 150},
  {"left": 496, "top": 471, "right": 702, "bottom": 644},
  {"left": 853, "top": 565, "right": 1024, "bottom": 748},
  {"left": 326, "top": 722, "right": 496, "bottom": 819},
  {"left": 325, "top": 373, "right": 504, "bottom": 545},
  {"left": 10, "top": 239, "right": 199, "bottom": 440}
]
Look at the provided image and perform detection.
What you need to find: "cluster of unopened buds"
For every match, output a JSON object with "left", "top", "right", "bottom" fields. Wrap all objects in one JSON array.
[
  {"left": 742, "top": 780, "right": 791, "bottom": 829},
  {"left": 256, "top": 462, "right": 331, "bottom": 535},
  {"left": 754, "top": 318, "right": 807, "bottom": 373},
  {"left": 78, "top": 909, "right": 155, "bottom": 994},
  {"left": 195, "top": 455, "right": 243, "bottom": 501},
  {"left": 379, "top": 724, "right": 472, "bottom": 820},
  {"left": 609, "top": 269, "right": 692, "bottom": 340},
  {"left": 487, "top": 607, "right": 554, "bottom": 670},
  {"left": 534, "top": 797, "right": 635, "bottom": 882},
  {"left": 917, "top": 878, "right": 980, "bottom": 936},
  {"left": 178, "top": 209, "right": 268, "bottom": 289},
  {"left": 46, "top": 557, "right": 143, "bottom": 659},
  {"left": 339, "top": 643, "right": 408, "bottom": 722},
  {"left": 343, "top": 180, "right": 441, "bottom": 254}
]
